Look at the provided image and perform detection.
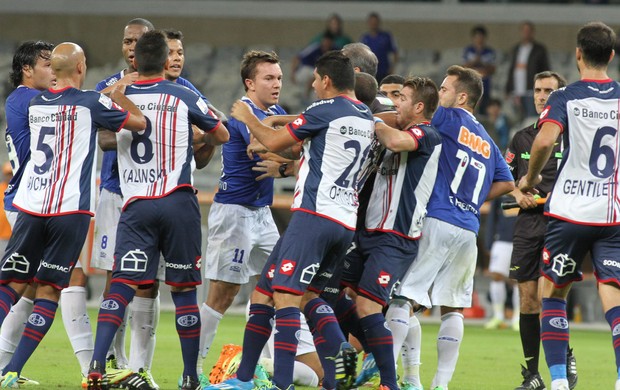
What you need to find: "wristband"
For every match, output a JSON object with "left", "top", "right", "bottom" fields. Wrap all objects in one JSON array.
[
  {"left": 374, "top": 117, "right": 385, "bottom": 124},
  {"left": 279, "top": 163, "right": 288, "bottom": 178}
]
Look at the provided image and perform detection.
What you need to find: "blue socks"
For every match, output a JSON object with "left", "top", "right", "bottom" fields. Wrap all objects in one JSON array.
[
  {"left": 0, "top": 285, "right": 19, "bottom": 326},
  {"left": 361, "top": 313, "right": 398, "bottom": 390},
  {"left": 4, "top": 299, "right": 58, "bottom": 375},
  {"left": 273, "top": 307, "right": 301, "bottom": 389},
  {"left": 605, "top": 305, "right": 620, "bottom": 378},
  {"left": 541, "top": 298, "right": 568, "bottom": 381},
  {"left": 171, "top": 290, "right": 201, "bottom": 379},
  {"left": 236, "top": 304, "right": 275, "bottom": 382},
  {"left": 92, "top": 283, "right": 135, "bottom": 365}
]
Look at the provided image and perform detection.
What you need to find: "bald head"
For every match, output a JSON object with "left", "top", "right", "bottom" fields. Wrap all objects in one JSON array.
[{"left": 51, "top": 42, "right": 85, "bottom": 77}]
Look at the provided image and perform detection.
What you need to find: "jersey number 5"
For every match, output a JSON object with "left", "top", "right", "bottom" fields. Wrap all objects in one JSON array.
[{"left": 33, "top": 126, "right": 55, "bottom": 174}]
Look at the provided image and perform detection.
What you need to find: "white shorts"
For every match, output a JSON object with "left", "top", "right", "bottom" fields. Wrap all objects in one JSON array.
[
  {"left": 396, "top": 217, "right": 478, "bottom": 309},
  {"left": 91, "top": 188, "right": 164, "bottom": 279},
  {"left": 204, "top": 202, "right": 279, "bottom": 284},
  {"left": 488, "top": 241, "right": 513, "bottom": 277},
  {"left": 91, "top": 188, "right": 123, "bottom": 271}
]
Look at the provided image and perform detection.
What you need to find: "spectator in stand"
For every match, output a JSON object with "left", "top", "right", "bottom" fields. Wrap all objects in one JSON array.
[
  {"left": 480, "top": 98, "right": 511, "bottom": 151},
  {"left": 360, "top": 12, "right": 399, "bottom": 83},
  {"left": 291, "top": 32, "right": 336, "bottom": 101},
  {"left": 505, "top": 21, "right": 550, "bottom": 122},
  {"left": 463, "top": 25, "right": 496, "bottom": 115},
  {"left": 309, "top": 14, "right": 352, "bottom": 50}
]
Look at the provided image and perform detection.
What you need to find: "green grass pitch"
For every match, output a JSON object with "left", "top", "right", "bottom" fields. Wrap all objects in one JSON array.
[{"left": 13, "top": 310, "right": 617, "bottom": 389}]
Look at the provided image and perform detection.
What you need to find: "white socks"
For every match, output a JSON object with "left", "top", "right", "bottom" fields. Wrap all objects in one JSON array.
[
  {"left": 0, "top": 297, "right": 33, "bottom": 369},
  {"left": 402, "top": 315, "right": 422, "bottom": 387},
  {"left": 431, "top": 312, "right": 464, "bottom": 389},
  {"left": 489, "top": 280, "right": 506, "bottom": 321},
  {"left": 198, "top": 303, "right": 223, "bottom": 375},
  {"left": 128, "top": 294, "right": 159, "bottom": 371},
  {"left": 61, "top": 286, "right": 93, "bottom": 376},
  {"left": 385, "top": 301, "right": 410, "bottom": 363}
]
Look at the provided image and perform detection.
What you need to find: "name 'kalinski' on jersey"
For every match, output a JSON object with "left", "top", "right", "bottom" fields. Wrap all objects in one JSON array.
[{"left": 122, "top": 168, "right": 166, "bottom": 183}]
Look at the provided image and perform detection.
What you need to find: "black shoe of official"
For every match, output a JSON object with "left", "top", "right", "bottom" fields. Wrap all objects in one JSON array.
[
  {"left": 567, "top": 348, "right": 578, "bottom": 389},
  {"left": 514, "top": 365, "right": 545, "bottom": 390},
  {"left": 179, "top": 376, "right": 200, "bottom": 390}
]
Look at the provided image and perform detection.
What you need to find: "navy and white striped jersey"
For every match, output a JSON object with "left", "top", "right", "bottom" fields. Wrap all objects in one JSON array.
[
  {"left": 118, "top": 77, "right": 220, "bottom": 208},
  {"left": 539, "top": 78, "right": 620, "bottom": 225},
  {"left": 427, "top": 106, "right": 513, "bottom": 233},
  {"left": 4, "top": 86, "right": 41, "bottom": 212},
  {"left": 14, "top": 87, "right": 129, "bottom": 216},
  {"left": 214, "top": 96, "right": 287, "bottom": 207},
  {"left": 285, "top": 95, "right": 374, "bottom": 230},
  {"left": 365, "top": 123, "right": 442, "bottom": 239}
]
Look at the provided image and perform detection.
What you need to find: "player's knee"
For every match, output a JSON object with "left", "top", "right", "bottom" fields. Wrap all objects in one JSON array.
[
  {"left": 69, "top": 267, "right": 88, "bottom": 287},
  {"left": 207, "top": 282, "right": 241, "bottom": 311},
  {"left": 356, "top": 295, "right": 383, "bottom": 318}
]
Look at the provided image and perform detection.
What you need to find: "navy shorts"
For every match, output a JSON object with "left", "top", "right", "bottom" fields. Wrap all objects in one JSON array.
[
  {"left": 509, "top": 212, "right": 548, "bottom": 282},
  {"left": 542, "top": 217, "right": 620, "bottom": 287},
  {"left": 341, "top": 230, "right": 419, "bottom": 306},
  {"left": 0, "top": 212, "right": 90, "bottom": 289},
  {"left": 255, "top": 211, "right": 354, "bottom": 296},
  {"left": 113, "top": 189, "right": 202, "bottom": 287}
]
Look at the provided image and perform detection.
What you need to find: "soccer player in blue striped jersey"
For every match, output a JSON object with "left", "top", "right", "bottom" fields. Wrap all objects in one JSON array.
[
  {"left": 341, "top": 76, "right": 442, "bottom": 390},
  {"left": 519, "top": 22, "right": 620, "bottom": 390},
  {"left": 394, "top": 65, "right": 514, "bottom": 390},
  {"left": 0, "top": 42, "right": 147, "bottom": 389}
]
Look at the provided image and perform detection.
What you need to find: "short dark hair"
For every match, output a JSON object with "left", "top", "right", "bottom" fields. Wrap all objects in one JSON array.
[
  {"left": 240, "top": 50, "right": 280, "bottom": 91},
  {"left": 9, "top": 40, "right": 54, "bottom": 88},
  {"left": 341, "top": 42, "right": 378, "bottom": 77},
  {"left": 403, "top": 76, "right": 439, "bottom": 119},
  {"left": 534, "top": 71, "right": 567, "bottom": 89},
  {"left": 354, "top": 72, "right": 378, "bottom": 106},
  {"left": 127, "top": 18, "right": 154, "bottom": 31},
  {"left": 380, "top": 74, "right": 405, "bottom": 87},
  {"left": 135, "top": 30, "right": 168, "bottom": 75},
  {"left": 446, "top": 65, "right": 483, "bottom": 109},
  {"left": 471, "top": 25, "right": 488, "bottom": 37},
  {"left": 577, "top": 22, "right": 616, "bottom": 69},
  {"left": 368, "top": 12, "right": 380, "bottom": 21},
  {"left": 163, "top": 29, "right": 184, "bottom": 41},
  {"left": 316, "top": 50, "right": 355, "bottom": 92}
]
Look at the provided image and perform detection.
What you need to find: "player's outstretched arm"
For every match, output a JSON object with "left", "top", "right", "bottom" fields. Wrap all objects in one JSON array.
[
  {"left": 199, "top": 122, "right": 230, "bottom": 145},
  {"left": 231, "top": 100, "right": 297, "bottom": 152},
  {"left": 374, "top": 121, "right": 417, "bottom": 152},
  {"left": 486, "top": 180, "right": 516, "bottom": 201},
  {"left": 263, "top": 115, "right": 298, "bottom": 128}
]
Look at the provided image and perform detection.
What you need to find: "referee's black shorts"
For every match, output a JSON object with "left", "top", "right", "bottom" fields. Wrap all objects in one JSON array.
[{"left": 509, "top": 211, "right": 548, "bottom": 282}]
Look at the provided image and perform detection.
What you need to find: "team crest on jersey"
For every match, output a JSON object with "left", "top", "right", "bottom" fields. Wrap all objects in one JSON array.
[
  {"left": 290, "top": 115, "right": 306, "bottom": 130},
  {"left": 377, "top": 271, "right": 391, "bottom": 287},
  {"left": 28, "top": 313, "right": 46, "bottom": 327},
  {"left": 279, "top": 260, "right": 296, "bottom": 276},
  {"left": 1, "top": 253, "right": 29, "bottom": 274},
  {"left": 540, "top": 106, "right": 550, "bottom": 120},
  {"left": 542, "top": 248, "right": 550, "bottom": 265},
  {"left": 551, "top": 253, "right": 576, "bottom": 277},
  {"left": 505, "top": 150, "right": 515, "bottom": 164}
]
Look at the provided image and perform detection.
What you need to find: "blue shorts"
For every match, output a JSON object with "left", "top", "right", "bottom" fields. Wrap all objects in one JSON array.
[
  {"left": 341, "top": 230, "right": 419, "bottom": 306},
  {"left": 542, "top": 218, "right": 620, "bottom": 287},
  {"left": 113, "top": 189, "right": 202, "bottom": 287},
  {"left": 255, "top": 211, "right": 354, "bottom": 296},
  {"left": 0, "top": 212, "right": 90, "bottom": 289}
]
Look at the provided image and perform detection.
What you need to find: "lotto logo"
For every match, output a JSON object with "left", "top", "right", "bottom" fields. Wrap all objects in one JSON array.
[
  {"left": 195, "top": 256, "right": 202, "bottom": 270},
  {"left": 28, "top": 313, "right": 46, "bottom": 327},
  {"left": 551, "top": 253, "right": 576, "bottom": 277},
  {"left": 411, "top": 127, "right": 424, "bottom": 138},
  {"left": 540, "top": 106, "right": 550, "bottom": 120},
  {"left": 290, "top": 115, "right": 306, "bottom": 129},
  {"left": 1, "top": 253, "right": 30, "bottom": 274},
  {"left": 279, "top": 260, "right": 296, "bottom": 276},
  {"left": 177, "top": 315, "right": 199, "bottom": 327},
  {"left": 120, "top": 250, "right": 148, "bottom": 272},
  {"left": 549, "top": 317, "right": 569, "bottom": 329},
  {"left": 377, "top": 271, "right": 391, "bottom": 287},
  {"left": 267, "top": 264, "right": 276, "bottom": 279}
]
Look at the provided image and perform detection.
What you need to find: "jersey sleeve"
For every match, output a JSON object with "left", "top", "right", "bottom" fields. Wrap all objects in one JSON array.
[
  {"left": 538, "top": 89, "right": 567, "bottom": 132},
  {"left": 285, "top": 103, "right": 328, "bottom": 142},
  {"left": 188, "top": 94, "right": 221, "bottom": 133},
  {"left": 492, "top": 142, "right": 514, "bottom": 183},
  {"left": 89, "top": 92, "right": 130, "bottom": 132},
  {"left": 95, "top": 80, "right": 107, "bottom": 92}
]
